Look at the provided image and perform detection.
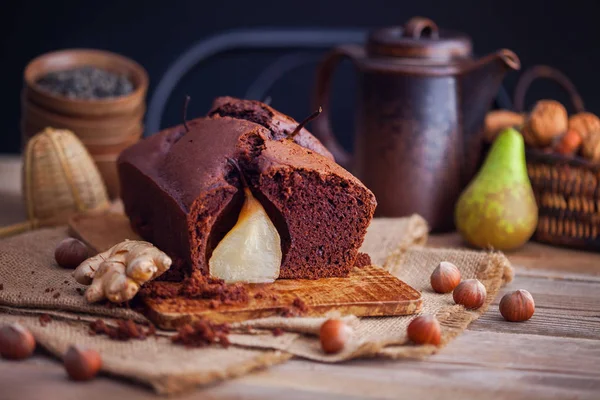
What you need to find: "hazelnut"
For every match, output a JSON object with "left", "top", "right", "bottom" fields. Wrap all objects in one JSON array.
[
  {"left": 554, "top": 129, "right": 583, "bottom": 156},
  {"left": 0, "top": 323, "right": 36, "bottom": 360},
  {"left": 453, "top": 279, "right": 486, "bottom": 309},
  {"left": 499, "top": 289, "right": 535, "bottom": 322},
  {"left": 63, "top": 345, "right": 102, "bottom": 381},
  {"left": 406, "top": 315, "right": 441, "bottom": 346},
  {"left": 569, "top": 112, "right": 600, "bottom": 141},
  {"left": 55, "top": 238, "right": 89, "bottom": 269},
  {"left": 522, "top": 100, "right": 568, "bottom": 147},
  {"left": 319, "top": 319, "right": 352, "bottom": 354},
  {"left": 430, "top": 261, "right": 461, "bottom": 293}
]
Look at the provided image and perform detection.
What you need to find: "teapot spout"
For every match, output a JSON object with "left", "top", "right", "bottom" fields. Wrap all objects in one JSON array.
[
  {"left": 458, "top": 49, "right": 520, "bottom": 185},
  {"left": 460, "top": 49, "right": 520, "bottom": 137}
]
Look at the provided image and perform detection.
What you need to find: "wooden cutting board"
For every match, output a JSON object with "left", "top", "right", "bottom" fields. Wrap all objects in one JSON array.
[
  {"left": 141, "top": 266, "right": 422, "bottom": 329},
  {"left": 69, "top": 210, "right": 422, "bottom": 329}
]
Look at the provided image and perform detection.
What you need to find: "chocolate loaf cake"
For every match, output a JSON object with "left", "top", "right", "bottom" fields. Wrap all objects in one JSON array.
[{"left": 118, "top": 99, "right": 376, "bottom": 281}]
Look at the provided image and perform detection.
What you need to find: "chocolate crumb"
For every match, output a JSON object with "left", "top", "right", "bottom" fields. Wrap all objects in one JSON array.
[
  {"left": 53, "top": 292, "right": 60, "bottom": 299},
  {"left": 208, "top": 300, "right": 219, "bottom": 309},
  {"left": 63, "top": 280, "right": 69, "bottom": 284},
  {"left": 354, "top": 252, "right": 372, "bottom": 268},
  {"left": 171, "top": 319, "right": 230, "bottom": 348},
  {"left": 272, "top": 327, "right": 284, "bottom": 336},
  {"left": 140, "top": 272, "right": 250, "bottom": 309},
  {"left": 44, "top": 288, "right": 50, "bottom": 293},
  {"left": 31, "top": 271, "right": 35, "bottom": 275},
  {"left": 39, "top": 314, "right": 52, "bottom": 327},
  {"left": 281, "top": 298, "right": 309, "bottom": 317},
  {"left": 0, "top": 284, "right": 3, "bottom": 291},
  {"left": 292, "top": 298, "right": 308, "bottom": 313},
  {"left": 89, "top": 319, "right": 152, "bottom": 341}
]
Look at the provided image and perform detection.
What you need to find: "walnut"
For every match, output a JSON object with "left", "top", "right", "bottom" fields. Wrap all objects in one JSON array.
[
  {"left": 483, "top": 110, "right": 525, "bottom": 143},
  {"left": 582, "top": 131, "right": 600, "bottom": 162},
  {"left": 73, "top": 240, "right": 172, "bottom": 303},
  {"left": 522, "top": 100, "right": 568, "bottom": 147},
  {"left": 569, "top": 112, "right": 600, "bottom": 141}
]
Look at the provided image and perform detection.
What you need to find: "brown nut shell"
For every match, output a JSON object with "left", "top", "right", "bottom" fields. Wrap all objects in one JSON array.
[
  {"left": 407, "top": 315, "right": 441, "bottom": 346},
  {"left": 0, "top": 323, "right": 36, "bottom": 360},
  {"left": 319, "top": 319, "right": 352, "bottom": 354},
  {"left": 430, "top": 261, "right": 461, "bottom": 294},
  {"left": 453, "top": 279, "right": 487, "bottom": 309},
  {"left": 64, "top": 345, "right": 102, "bottom": 381},
  {"left": 523, "top": 100, "right": 568, "bottom": 147},
  {"left": 569, "top": 112, "right": 600, "bottom": 141},
  {"left": 581, "top": 131, "right": 600, "bottom": 162},
  {"left": 55, "top": 238, "right": 90, "bottom": 269},
  {"left": 499, "top": 289, "right": 535, "bottom": 322}
]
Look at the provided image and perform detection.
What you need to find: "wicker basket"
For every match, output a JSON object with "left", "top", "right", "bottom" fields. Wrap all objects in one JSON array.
[
  {"left": 0, "top": 127, "right": 110, "bottom": 238},
  {"left": 516, "top": 66, "right": 600, "bottom": 250}
]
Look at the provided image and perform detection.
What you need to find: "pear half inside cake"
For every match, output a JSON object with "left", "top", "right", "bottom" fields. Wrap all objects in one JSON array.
[{"left": 209, "top": 187, "right": 282, "bottom": 283}]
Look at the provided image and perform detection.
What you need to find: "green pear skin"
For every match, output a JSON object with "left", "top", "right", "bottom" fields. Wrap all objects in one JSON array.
[{"left": 455, "top": 128, "right": 538, "bottom": 251}]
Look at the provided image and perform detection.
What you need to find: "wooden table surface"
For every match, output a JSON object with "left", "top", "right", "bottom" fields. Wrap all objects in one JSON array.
[{"left": 0, "top": 155, "right": 599, "bottom": 399}]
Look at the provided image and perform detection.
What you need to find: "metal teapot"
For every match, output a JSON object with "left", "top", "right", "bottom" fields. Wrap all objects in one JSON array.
[{"left": 312, "top": 17, "right": 520, "bottom": 232}]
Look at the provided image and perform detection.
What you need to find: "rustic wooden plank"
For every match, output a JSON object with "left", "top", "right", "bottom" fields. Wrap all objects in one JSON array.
[
  {"left": 428, "top": 232, "right": 600, "bottom": 276},
  {"left": 3, "top": 332, "right": 600, "bottom": 400},
  {"left": 224, "top": 359, "right": 600, "bottom": 400},
  {"left": 143, "top": 266, "right": 422, "bottom": 328},
  {"left": 470, "top": 307, "right": 600, "bottom": 339},
  {"left": 514, "top": 267, "right": 600, "bottom": 282},
  {"left": 431, "top": 331, "right": 600, "bottom": 376},
  {"left": 468, "top": 272, "right": 600, "bottom": 339},
  {"left": 496, "top": 276, "right": 600, "bottom": 313}
]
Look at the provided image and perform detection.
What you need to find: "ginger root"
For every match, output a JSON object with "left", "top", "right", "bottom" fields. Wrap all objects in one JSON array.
[{"left": 73, "top": 240, "right": 172, "bottom": 303}]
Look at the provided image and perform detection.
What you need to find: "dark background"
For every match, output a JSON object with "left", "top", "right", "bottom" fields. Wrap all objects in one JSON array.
[{"left": 1, "top": 0, "right": 598, "bottom": 153}]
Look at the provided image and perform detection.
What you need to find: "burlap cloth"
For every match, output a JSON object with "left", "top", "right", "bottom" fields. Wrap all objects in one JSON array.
[{"left": 0, "top": 215, "right": 513, "bottom": 394}]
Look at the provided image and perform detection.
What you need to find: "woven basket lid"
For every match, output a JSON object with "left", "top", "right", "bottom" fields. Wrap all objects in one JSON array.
[{"left": 23, "top": 127, "right": 109, "bottom": 222}]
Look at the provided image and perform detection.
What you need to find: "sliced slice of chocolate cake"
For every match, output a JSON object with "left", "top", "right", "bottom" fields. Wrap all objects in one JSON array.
[{"left": 118, "top": 100, "right": 376, "bottom": 282}]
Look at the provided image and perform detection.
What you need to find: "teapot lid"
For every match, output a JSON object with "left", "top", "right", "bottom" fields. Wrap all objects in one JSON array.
[{"left": 367, "top": 17, "right": 472, "bottom": 60}]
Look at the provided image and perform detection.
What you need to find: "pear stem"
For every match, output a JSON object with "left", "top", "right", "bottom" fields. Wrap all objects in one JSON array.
[
  {"left": 226, "top": 157, "right": 249, "bottom": 189},
  {"left": 288, "top": 106, "right": 323, "bottom": 139},
  {"left": 183, "top": 95, "right": 191, "bottom": 133}
]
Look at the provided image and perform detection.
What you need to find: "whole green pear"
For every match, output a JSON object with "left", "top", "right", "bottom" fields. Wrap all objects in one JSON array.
[{"left": 455, "top": 128, "right": 538, "bottom": 250}]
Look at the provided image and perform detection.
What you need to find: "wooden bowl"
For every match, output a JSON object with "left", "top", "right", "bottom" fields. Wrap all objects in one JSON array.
[
  {"left": 82, "top": 127, "right": 143, "bottom": 155},
  {"left": 23, "top": 49, "right": 148, "bottom": 117},
  {"left": 21, "top": 96, "right": 144, "bottom": 142},
  {"left": 21, "top": 49, "right": 148, "bottom": 199}
]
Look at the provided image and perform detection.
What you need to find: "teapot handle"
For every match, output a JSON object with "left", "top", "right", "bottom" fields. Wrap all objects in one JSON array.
[
  {"left": 513, "top": 65, "right": 585, "bottom": 113},
  {"left": 312, "top": 44, "right": 365, "bottom": 169}
]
